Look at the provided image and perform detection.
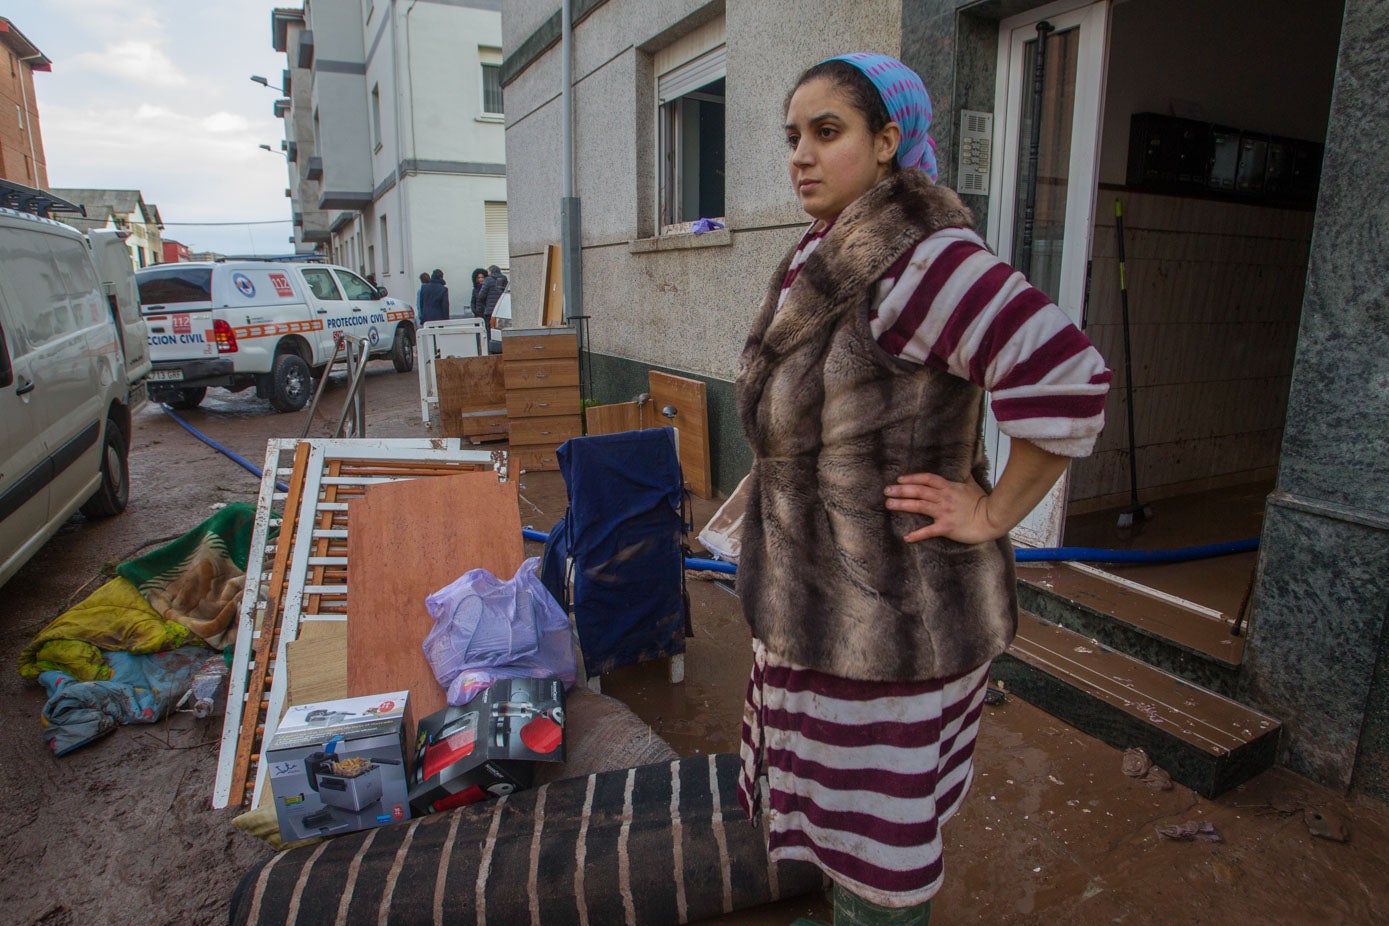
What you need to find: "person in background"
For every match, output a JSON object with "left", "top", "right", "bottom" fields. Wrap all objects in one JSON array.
[
  {"left": 476, "top": 264, "right": 508, "bottom": 339},
  {"left": 470, "top": 267, "right": 488, "bottom": 321},
  {"left": 735, "top": 54, "right": 1111, "bottom": 925},
  {"left": 417, "top": 269, "right": 450, "bottom": 325},
  {"left": 416, "top": 271, "right": 430, "bottom": 311}
]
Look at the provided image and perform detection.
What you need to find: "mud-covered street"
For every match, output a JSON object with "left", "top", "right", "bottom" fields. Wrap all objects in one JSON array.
[{"left": 2, "top": 364, "right": 1389, "bottom": 924}]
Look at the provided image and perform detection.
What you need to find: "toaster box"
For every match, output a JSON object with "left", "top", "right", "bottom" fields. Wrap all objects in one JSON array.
[
  {"left": 409, "top": 677, "right": 566, "bottom": 817},
  {"left": 267, "top": 691, "right": 411, "bottom": 842}
]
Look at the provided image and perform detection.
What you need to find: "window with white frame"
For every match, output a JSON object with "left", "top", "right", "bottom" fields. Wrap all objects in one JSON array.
[
  {"left": 655, "top": 19, "right": 726, "bottom": 231},
  {"left": 480, "top": 47, "right": 503, "bottom": 116},
  {"left": 371, "top": 84, "right": 382, "bottom": 149}
]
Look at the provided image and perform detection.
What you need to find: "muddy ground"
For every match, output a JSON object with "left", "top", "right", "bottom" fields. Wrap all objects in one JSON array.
[{"left": 1, "top": 363, "right": 1387, "bottom": 925}]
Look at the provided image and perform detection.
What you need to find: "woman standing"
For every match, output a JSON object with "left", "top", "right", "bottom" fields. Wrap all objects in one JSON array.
[
  {"left": 470, "top": 267, "right": 488, "bottom": 319},
  {"left": 735, "top": 54, "right": 1111, "bottom": 924}
]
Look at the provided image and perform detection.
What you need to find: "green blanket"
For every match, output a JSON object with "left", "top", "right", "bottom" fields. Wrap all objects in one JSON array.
[{"left": 115, "top": 502, "right": 257, "bottom": 650}]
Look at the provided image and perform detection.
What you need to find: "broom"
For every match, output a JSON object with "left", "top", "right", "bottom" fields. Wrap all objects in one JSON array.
[{"left": 1114, "top": 198, "right": 1152, "bottom": 530}]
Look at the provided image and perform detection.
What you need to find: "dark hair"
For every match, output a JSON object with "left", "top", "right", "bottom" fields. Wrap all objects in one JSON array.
[
  {"left": 419, "top": 272, "right": 430, "bottom": 283},
  {"left": 786, "top": 59, "right": 898, "bottom": 171}
]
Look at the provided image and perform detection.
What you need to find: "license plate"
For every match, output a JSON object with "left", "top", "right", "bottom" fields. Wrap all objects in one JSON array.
[{"left": 149, "top": 369, "right": 185, "bottom": 382}]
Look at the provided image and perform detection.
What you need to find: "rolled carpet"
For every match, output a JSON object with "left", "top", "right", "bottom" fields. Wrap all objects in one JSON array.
[{"left": 229, "top": 753, "right": 822, "bottom": 925}]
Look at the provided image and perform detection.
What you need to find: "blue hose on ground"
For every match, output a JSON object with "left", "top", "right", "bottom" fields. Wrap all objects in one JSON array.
[
  {"left": 149, "top": 422, "right": 1247, "bottom": 568},
  {"left": 1014, "top": 538, "right": 1258, "bottom": 563},
  {"left": 160, "top": 405, "right": 290, "bottom": 493},
  {"left": 521, "top": 528, "right": 1257, "bottom": 572}
]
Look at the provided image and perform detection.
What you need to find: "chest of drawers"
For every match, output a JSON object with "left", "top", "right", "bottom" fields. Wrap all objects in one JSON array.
[{"left": 500, "top": 327, "right": 581, "bottom": 472}]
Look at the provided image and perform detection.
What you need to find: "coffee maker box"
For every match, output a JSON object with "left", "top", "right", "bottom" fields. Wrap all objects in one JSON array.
[
  {"left": 267, "top": 691, "right": 411, "bottom": 842},
  {"left": 409, "top": 677, "right": 566, "bottom": 816}
]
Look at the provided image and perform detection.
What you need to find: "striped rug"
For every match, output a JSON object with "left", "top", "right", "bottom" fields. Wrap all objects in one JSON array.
[
  {"left": 739, "top": 640, "right": 991, "bottom": 908},
  {"left": 230, "top": 754, "right": 822, "bottom": 925}
]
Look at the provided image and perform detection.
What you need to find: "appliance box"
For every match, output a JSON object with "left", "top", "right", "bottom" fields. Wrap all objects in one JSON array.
[
  {"left": 267, "top": 691, "right": 411, "bottom": 842},
  {"left": 409, "top": 677, "right": 567, "bottom": 817}
]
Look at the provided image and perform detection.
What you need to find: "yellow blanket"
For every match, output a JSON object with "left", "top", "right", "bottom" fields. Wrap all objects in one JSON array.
[{"left": 18, "top": 577, "right": 193, "bottom": 682}]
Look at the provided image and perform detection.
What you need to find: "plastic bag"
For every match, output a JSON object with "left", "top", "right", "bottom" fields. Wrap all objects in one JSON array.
[{"left": 422, "top": 557, "right": 577, "bottom": 704}]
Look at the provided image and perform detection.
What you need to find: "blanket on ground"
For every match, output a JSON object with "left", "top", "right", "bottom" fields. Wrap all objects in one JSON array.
[
  {"left": 116, "top": 502, "right": 257, "bottom": 649},
  {"left": 18, "top": 503, "right": 258, "bottom": 681},
  {"left": 38, "top": 645, "right": 209, "bottom": 756},
  {"left": 18, "top": 576, "right": 193, "bottom": 681}
]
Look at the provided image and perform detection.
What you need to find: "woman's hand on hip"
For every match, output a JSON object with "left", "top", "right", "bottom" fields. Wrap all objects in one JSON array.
[
  {"left": 885, "top": 440, "right": 1071, "bottom": 546},
  {"left": 884, "top": 473, "right": 1007, "bottom": 544}
]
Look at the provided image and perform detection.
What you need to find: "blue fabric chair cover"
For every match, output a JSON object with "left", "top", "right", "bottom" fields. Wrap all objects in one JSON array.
[{"left": 539, "top": 428, "right": 690, "bottom": 677}]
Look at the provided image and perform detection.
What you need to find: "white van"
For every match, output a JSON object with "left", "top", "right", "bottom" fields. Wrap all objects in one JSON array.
[
  {"left": 0, "top": 208, "right": 146, "bottom": 588},
  {"left": 135, "top": 260, "right": 416, "bottom": 411}
]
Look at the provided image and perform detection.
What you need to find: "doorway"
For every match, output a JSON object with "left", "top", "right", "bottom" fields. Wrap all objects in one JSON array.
[{"left": 985, "top": 0, "right": 1344, "bottom": 625}]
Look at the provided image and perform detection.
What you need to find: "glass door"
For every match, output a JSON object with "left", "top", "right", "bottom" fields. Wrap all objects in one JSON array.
[{"left": 985, "top": 0, "right": 1111, "bottom": 547}]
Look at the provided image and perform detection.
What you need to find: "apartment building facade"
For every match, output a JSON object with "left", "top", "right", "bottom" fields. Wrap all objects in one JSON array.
[
  {"left": 271, "top": 0, "right": 507, "bottom": 303},
  {"left": 0, "top": 17, "right": 51, "bottom": 190}
]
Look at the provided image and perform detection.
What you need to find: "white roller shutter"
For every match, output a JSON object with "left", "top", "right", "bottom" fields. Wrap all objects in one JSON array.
[
  {"left": 484, "top": 201, "right": 509, "bottom": 271},
  {"left": 658, "top": 45, "right": 726, "bottom": 103}
]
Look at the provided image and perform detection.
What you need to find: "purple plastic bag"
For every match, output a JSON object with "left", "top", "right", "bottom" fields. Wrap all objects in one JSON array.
[{"left": 422, "top": 557, "right": 577, "bottom": 704}]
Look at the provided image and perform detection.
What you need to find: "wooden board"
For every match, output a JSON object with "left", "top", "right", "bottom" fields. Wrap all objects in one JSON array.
[
  {"left": 542, "top": 244, "right": 565, "bottom": 327},
  {"left": 346, "top": 471, "right": 525, "bottom": 742},
  {"left": 585, "top": 401, "right": 644, "bottom": 435},
  {"left": 649, "top": 371, "right": 713, "bottom": 498},
  {"left": 437, "top": 356, "right": 507, "bottom": 439},
  {"left": 284, "top": 621, "right": 348, "bottom": 707}
]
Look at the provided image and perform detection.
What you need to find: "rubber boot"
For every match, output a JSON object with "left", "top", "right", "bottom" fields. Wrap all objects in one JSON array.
[{"left": 831, "top": 884, "right": 931, "bottom": 925}]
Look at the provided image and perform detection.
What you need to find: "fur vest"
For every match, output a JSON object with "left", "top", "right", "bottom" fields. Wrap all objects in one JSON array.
[{"left": 734, "top": 170, "right": 1018, "bottom": 682}]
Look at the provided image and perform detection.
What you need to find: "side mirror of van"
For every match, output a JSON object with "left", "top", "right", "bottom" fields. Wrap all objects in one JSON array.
[
  {"left": 0, "top": 323, "right": 12, "bottom": 388},
  {"left": 375, "top": 286, "right": 388, "bottom": 300}
]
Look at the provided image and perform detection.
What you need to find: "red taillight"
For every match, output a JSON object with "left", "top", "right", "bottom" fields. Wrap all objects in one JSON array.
[{"left": 213, "top": 319, "right": 238, "bottom": 353}]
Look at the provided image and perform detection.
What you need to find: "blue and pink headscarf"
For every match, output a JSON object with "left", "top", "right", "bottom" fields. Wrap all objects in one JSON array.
[{"left": 828, "top": 53, "right": 938, "bottom": 183}]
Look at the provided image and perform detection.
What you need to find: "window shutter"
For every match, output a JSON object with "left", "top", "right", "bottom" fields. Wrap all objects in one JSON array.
[
  {"left": 484, "top": 201, "right": 509, "bottom": 271},
  {"left": 657, "top": 45, "right": 726, "bottom": 103}
]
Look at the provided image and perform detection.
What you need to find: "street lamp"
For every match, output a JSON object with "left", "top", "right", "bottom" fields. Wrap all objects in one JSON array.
[
  {"left": 258, "top": 144, "right": 287, "bottom": 158},
  {"left": 250, "top": 74, "right": 287, "bottom": 93}
]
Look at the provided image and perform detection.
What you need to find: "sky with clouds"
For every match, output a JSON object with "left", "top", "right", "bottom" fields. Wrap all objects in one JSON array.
[{"left": 8, "top": 0, "right": 296, "bottom": 255}]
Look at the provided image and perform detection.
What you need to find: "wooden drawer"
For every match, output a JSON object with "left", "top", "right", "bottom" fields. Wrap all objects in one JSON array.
[
  {"left": 510, "top": 445, "right": 562, "bottom": 472},
  {"left": 458, "top": 410, "right": 508, "bottom": 439},
  {"left": 503, "top": 333, "right": 578, "bottom": 361},
  {"left": 504, "top": 358, "right": 579, "bottom": 391},
  {"left": 508, "top": 414, "right": 581, "bottom": 446},
  {"left": 506, "top": 386, "right": 582, "bottom": 418}
]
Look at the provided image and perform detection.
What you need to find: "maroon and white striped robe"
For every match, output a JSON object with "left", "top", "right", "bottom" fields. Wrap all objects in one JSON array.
[{"left": 738, "top": 221, "right": 1109, "bottom": 905}]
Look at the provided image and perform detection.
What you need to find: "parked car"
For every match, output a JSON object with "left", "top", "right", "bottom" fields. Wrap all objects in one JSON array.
[
  {"left": 0, "top": 207, "right": 148, "bottom": 588},
  {"left": 134, "top": 260, "right": 417, "bottom": 412}
]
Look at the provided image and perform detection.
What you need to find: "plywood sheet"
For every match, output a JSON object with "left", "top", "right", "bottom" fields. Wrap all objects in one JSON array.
[
  {"left": 346, "top": 471, "right": 525, "bottom": 742},
  {"left": 437, "top": 356, "right": 506, "bottom": 440},
  {"left": 649, "top": 371, "right": 712, "bottom": 498},
  {"left": 284, "top": 621, "right": 348, "bottom": 707},
  {"left": 585, "top": 401, "right": 644, "bottom": 436},
  {"left": 542, "top": 244, "right": 565, "bottom": 327}
]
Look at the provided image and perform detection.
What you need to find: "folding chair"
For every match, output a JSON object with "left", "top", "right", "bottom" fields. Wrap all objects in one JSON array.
[{"left": 540, "top": 428, "right": 692, "bottom": 688}]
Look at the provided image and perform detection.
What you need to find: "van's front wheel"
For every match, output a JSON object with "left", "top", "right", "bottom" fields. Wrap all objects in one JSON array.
[
  {"left": 269, "top": 352, "right": 312, "bottom": 412},
  {"left": 81, "top": 417, "right": 130, "bottom": 518}
]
